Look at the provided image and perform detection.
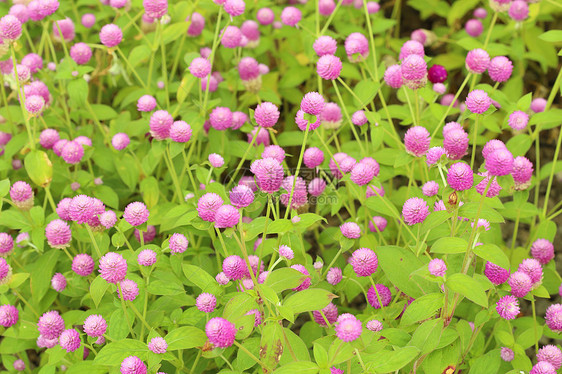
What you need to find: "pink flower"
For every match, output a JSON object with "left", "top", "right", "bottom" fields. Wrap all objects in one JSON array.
[
  {"left": 317, "top": 54, "right": 342, "bottom": 80},
  {"left": 72, "top": 254, "right": 94, "bottom": 276},
  {"left": 281, "top": 6, "right": 301, "bottom": 26},
  {"left": 500, "top": 347, "right": 514, "bottom": 362},
  {"left": 82, "top": 13, "right": 96, "bottom": 28},
  {"left": 428, "top": 258, "right": 447, "bottom": 276},
  {"left": 496, "top": 295, "right": 519, "bottom": 320},
  {"left": 465, "top": 19, "right": 483, "bottom": 37},
  {"left": 367, "top": 284, "right": 391, "bottom": 308},
  {"left": 313, "top": 36, "right": 337, "bottom": 56},
  {"left": 443, "top": 128, "right": 469, "bottom": 160},
  {"left": 187, "top": 12, "right": 205, "bottom": 36},
  {"left": 13, "top": 359, "right": 25, "bottom": 372},
  {"left": 319, "top": 0, "right": 336, "bottom": 15},
  {"left": 486, "top": 148, "right": 514, "bottom": 176},
  {"left": 366, "top": 319, "right": 383, "bottom": 332},
  {"left": 482, "top": 139, "right": 507, "bottom": 159},
  {"left": 149, "top": 110, "right": 173, "bottom": 140},
  {"left": 138, "top": 249, "right": 157, "bottom": 266},
  {"left": 404, "top": 126, "right": 430, "bottom": 157},
  {"left": 251, "top": 158, "right": 284, "bottom": 193},
  {"left": 70, "top": 42, "right": 92, "bottom": 65},
  {"left": 351, "top": 110, "right": 368, "bottom": 126},
  {"left": 508, "top": 271, "right": 532, "bottom": 298},
  {"left": 368, "top": 216, "right": 387, "bottom": 232},
  {"left": 254, "top": 102, "right": 279, "bottom": 128},
  {"left": 426, "top": 147, "right": 446, "bottom": 166},
  {"left": 117, "top": 279, "right": 139, "bottom": 301},
  {"left": 345, "top": 33, "right": 369, "bottom": 62},
  {"left": 291, "top": 264, "right": 311, "bottom": 291},
  {"left": 399, "top": 40, "right": 424, "bottom": 61},
  {"left": 120, "top": 356, "right": 147, "bottom": 374},
  {"left": 402, "top": 197, "right": 429, "bottom": 225},
  {"left": 143, "top": 0, "right": 168, "bottom": 19},
  {"left": 40, "top": 129, "right": 60, "bottom": 149},
  {"left": 509, "top": 0, "right": 528, "bottom": 21},
  {"left": 189, "top": 57, "right": 211, "bottom": 79},
  {"left": 530, "top": 362, "right": 556, "bottom": 374},
  {"left": 465, "top": 89, "right": 491, "bottom": 114},
  {"left": 137, "top": 95, "right": 157, "bottom": 112},
  {"left": 238, "top": 57, "right": 259, "bottom": 81},
  {"left": 61, "top": 141, "right": 84, "bottom": 164},
  {"left": 401, "top": 54, "right": 427, "bottom": 81},
  {"left": 84, "top": 314, "right": 107, "bottom": 337},
  {"left": 10, "top": 181, "right": 33, "bottom": 209},
  {"left": 422, "top": 181, "right": 439, "bottom": 196},
  {"left": 537, "top": 345, "right": 562, "bottom": 370},
  {"left": 312, "top": 303, "right": 338, "bottom": 326},
  {"left": 148, "top": 337, "right": 167, "bottom": 354},
  {"left": 531, "top": 98, "right": 547, "bottom": 113},
  {"left": 304, "top": 147, "right": 324, "bottom": 168},
  {"left": 465, "top": 48, "right": 490, "bottom": 74},
  {"left": 512, "top": 156, "right": 533, "bottom": 190},
  {"left": 170, "top": 120, "right": 192, "bottom": 143},
  {"left": 0, "top": 15, "right": 22, "bottom": 42},
  {"left": 224, "top": 0, "right": 245, "bottom": 16},
  {"left": 123, "top": 202, "right": 149, "bottom": 226},
  {"left": 508, "top": 110, "right": 528, "bottom": 131},
  {"left": 335, "top": 314, "right": 362, "bottom": 342},
  {"left": 427, "top": 65, "right": 447, "bottom": 84},
  {"left": 546, "top": 304, "right": 562, "bottom": 332},
  {"left": 340, "top": 222, "right": 361, "bottom": 239},
  {"left": 256, "top": 8, "right": 275, "bottom": 25},
  {"left": 206, "top": 317, "right": 236, "bottom": 348},
  {"left": 221, "top": 26, "right": 242, "bottom": 48},
  {"left": 488, "top": 56, "right": 513, "bottom": 83},
  {"left": 326, "top": 267, "right": 342, "bottom": 285},
  {"left": 196, "top": 293, "right": 217, "bottom": 313},
  {"left": 447, "top": 162, "right": 473, "bottom": 191},
  {"left": 197, "top": 193, "right": 223, "bottom": 222},
  {"left": 518, "top": 258, "right": 543, "bottom": 287},
  {"left": 350, "top": 163, "right": 374, "bottom": 186},
  {"left": 278, "top": 245, "right": 294, "bottom": 260},
  {"left": 37, "top": 310, "right": 64, "bottom": 339},
  {"left": 134, "top": 225, "right": 155, "bottom": 243},
  {"left": 99, "top": 252, "right": 127, "bottom": 284},
  {"left": 0, "top": 305, "right": 18, "bottom": 327},
  {"left": 350, "top": 248, "right": 378, "bottom": 277},
  {"left": 223, "top": 255, "right": 245, "bottom": 280},
  {"left": 214, "top": 205, "right": 240, "bottom": 228},
  {"left": 99, "top": 24, "right": 122, "bottom": 48},
  {"left": 45, "top": 219, "right": 72, "bottom": 249},
  {"left": 384, "top": 64, "right": 403, "bottom": 89},
  {"left": 59, "top": 329, "right": 81, "bottom": 352},
  {"left": 531, "top": 239, "right": 554, "bottom": 265},
  {"left": 51, "top": 273, "right": 66, "bottom": 292},
  {"left": 112, "top": 133, "right": 130, "bottom": 150}
]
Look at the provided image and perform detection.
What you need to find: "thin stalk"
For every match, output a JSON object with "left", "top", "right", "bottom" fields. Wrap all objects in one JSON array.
[
  {"left": 483, "top": 12, "right": 498, "bottom": 49},
  {"left": 430, "top": 73, "right": 472, "bottom": 138},
  {"left": 118, "top": 282, "right": 136, "bottom": 339},
  {"left": 470, "top": 115, "right": 479, "bottom": 170},
  {"left": 284, "top": 123, "right": 311, "bottom": 219},
  {"left": 320, "top": 0, "right": 343, "bottom": 35},
  {"left": 332, "top": 81, "right": 366, "bottom": 154},
  {"left": 233, "top": 340, "right": 268, "bottom": 369}
]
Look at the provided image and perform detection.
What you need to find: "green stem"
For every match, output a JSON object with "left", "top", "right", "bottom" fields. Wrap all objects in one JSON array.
[
  {"left": 118, "top": 282, "right": 135, "bottom": 338},
  {"left": 233, "top": 340, "right": 268, "bottom": 369},
  {"left": 483, "top": 12, "right": 498, "bottom": 49},
  {"left": 470, "top": 115, "right": 479, "bottom": 170},
  {"left": 85, "top": 224, "right": 102, "bottom": 259},
  {"left": 284, "top": 123, "right": 311, "bottom": 219},
  {"left": 320, "top": 0, "right": 343, "bottom": 35},
  {"left": 430, "top": 73, "right": 472, "bottom": 138},
  {"left": 332, "top": 81, "right": 366, "bottom": 154}
]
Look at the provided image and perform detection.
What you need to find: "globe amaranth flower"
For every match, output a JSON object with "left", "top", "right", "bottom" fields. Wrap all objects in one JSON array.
[
  {"left": 465, "top": 19, "right": 483, "bottom": 37},
  {"left": 224, "top": 0, "right": 245, "bottom": 16},
  {"left": 170, "top": 120, "right": 192, "bottom": 143},
  {"left": 247, "top": 126, "right": 270, "bottom": 146},
  {"left": 530, "top": 362, "right": 556, "bottom": 374},
  {"left": 138, "top": 249, "right": 157, "bottom": 266},
  {"left": 120, "top": 356, "right": 147, "bottom": 374},
  {"left": 428, "top": 258, "right": 447, "bottom": 276},
  {"left": 189, "top": 57, "right": 211, "bottom": 79},
  {"left": 466, "top": 89, "right": 491, "bottom": 114},
  {"left": 291, "top": 264, "right": 311, "bottom": 291},
  {"left": 351, "top": 110, "right": 368, "bottom": 126},
  {"left": 196, "top": 293, "right": 217, "bottom": 313},
  {"left": 262, "top": 145, "right": 285, "bottom": 164},
  {"left": 70, "top": 42, "right": 92, "bottom": 65},
  {"left": 350, "top": 163, "right": 375, "bottom": 186},
  {"left": 241, "top": 20, "right": 260, "bottom": 46},
  {"left": 326, "top": 267, "right": 342, "bottom": 285},
  {"left": 335, "top": 314, "right": 362, "bottom": 342},
  {"left": 313, "top": 36, "right": 337, "bottom": 56},
  {"left": 404, "top": 126, "right": 430, "bottom": 157},
  {"left": 303, "top": 147, "right": 324, "bottom": 169},
  {"left": 312, "top": 303, "right": 338, "bottom": 326},
  {"left": 72, "top": 253, "right": 95, "bottom": 276},
  {"left": 443, "top": 128, "right": 469, "bottom": 161},
  {"left": 447, "top": 162, "right": 473, "bottom": 191},
  {"left": 500, "top": 347, "right": 514, "bottom": 362},
  {"left": 238, "top": 57, "right": 260, "bottom": 82},
  {"left": 300, "top": 92, "right": 325, "bottom": 116},
  {"left": 433, "top": 83, "right": 446, "bottom": 95},
  {"left": 117, "top": 279, "right": 139, "bottom": 301},
  {"left": 221, "top": 25, "right": 242, "bottom": 48},
  {"left": 59, "top": 329, "right": 81, "bottom": 352},
  {"left": 254, "top": 102, "right": 279, "bottom": 128},
  {"left": 402, "top": 197, "right": 429, "bottom": 225},
  {"left": 508, "top": 271, "right": 532, "bottom": 298},
  {"left": 278, "top": 245, "right": 294, "bottom": 260},
  {"left": 531, "top": 98, "right": 547, "bottom": 113},
  {"left": 482, "top": 139, "right": 507, "bottom": 160},
  {"left": 137, "top": 95, "right": 157, "bottom": 112},
  {"left": 40, "top": 129, "right": 60, "bottom": 149},
  {"left": 25, "top": 95, "right": 45, "bottom": 116},
  {"left": 428, "top": 65, "right": 447, "bottom": 83},
  {"left": 0, "top": 15, "right": 22, "bottom": 42},
  {"left": 135, "top": 225, "right": 156, "bottom": 243},
  {"left": 488, "top": 56, "right": 513, "bottom": 83},
  {"left": 99, "top": 24, "right": 122, "bottom": 48},
  {"left": 486, "top": 148, "right": 514, "bottom": 176},
  {"left": 401, "top": 54, "right": 427, "bottom": 89},
  {"left": 82, "top": 13, "right": 96, "bottom": 28},
  {"left": 245, "top": 309, "right": 262, "bottom": 327},
  {"left": 531, "top": 239, "right": 554, "bottom": 265},
  {"left": 143, "top": 0, "right": 168, "bottom": 18},
  {"left": 508, "top": 110, "right": 528, "bottom": 131},
  {"left": 345, "top": 32, "right": 369, "bottom": 62},
  {"left": 208, "top": 153, "right": 224, "bottom": 168},
  {"left": 319, "top": 0, "right": 336, "bottom": 15},
  {"left": 281, "top": 6, "right": 301, "bottom": 26},
  {"left": 197, "top": 193, "right": 223, "bottom": 222},
  {"left": 251, "top": 158, "right": 284, "bottom": 193},
  {"left": 474, "top": 7, "right": 487, "bottom": 18},
  {"left": 13, "top": 359, "right": 25, "bottom": 372},
  {"left": 45, "top": 219, "right": 72, "bottom": 249},
  {"left": 61, "top": 141, "right": 84, "bottom": 164},
  {"left": 247, "top": 255, "right": 264, "bottom": 278},
  {"left": 206, "top": 317, "right": 236, "bottom": 348},
  {"left": 422, "top": 181, "right": 439, "bottom": 196},
  {"left": 546, "top": 304, "right": 562, "bottom": 332},
  {"left": 111, "top": 133, "right": 130, "bottom": 151},
  {"left": 350, "top": 248, "right": 378, "bottom": 277},
  {"left": 496, "top": 295, "right": 519, "bottom": 320},
  {"left": 169, "top": 233, "right": 188, "bottom": 254},
  {"left": 123, "top": 202, "right": 149, "bottom": 226},
  {"left": 317, "top": 54, "right": 342, "bottom": 81},
  {"left": 384, "top": 64, "right": 403, "bottom": 89},
  {"left": 426, "top": 146, "right": 446, "bottom": 166},
  {"left": 366, "top": 319, "right": 383, "bottom": 332},
  {"left": 222, "top": 255, "right": 245, "bottom": 280},
  {"left": 148, "top": 337, "right": 168, "bottom": 354},
  {"left": 360, "top": 157, "right": 380, "bottom": 177},
  {"left": 509, "top": 0, "right": 528, "bottom": 21},
  {"left": 10, "top": 181, "right": 33, "bottom": 210},
  {"left": 83, "top": 314, "right": 107, "bottom": 337},
  {"left": 465, "top": 48, "right": 490, "bottom": 74},
  {"left": 0, "top": 304, "right": 18, "bottom": 327},
  {"left": 149, "top": 110, "right": 173, "bottom": 139},
  {"left": 187, "top": 12, "right": 205, "bottom": 36},
  {"left": 37, "top": 310, "right": 65, "bottom": 339},
  {"left": 512, "top": 156, "right": 533, "bottom": 190},
  {"left": 229, "top": 185, "right": 254, "bottom": 209},
  {"left": 368, "top": 216, "right": 387, "bottom": 233},
  {"left": 537, "top": 345, "right": 562, "bottom": 370},
  {"left": 518, "top": 258, "right": 543, "bottom": 287},
  {"left": 214, "top": 205, "right": 240, "bottom": 228},
  {"left": 399, "top": 40, "right": 424, "bottom": 61},
  {"left": 367, "top": 284, "right": 392, "bottom": 308},
  {"left": 51, "top": 273, "right": 66, "bottom": 292},
  {"left": 99, "top": 252, "right": 127, "bottom": 284},
  {"left": 340, "top": 222, "right": 361, "bottom": 239}
]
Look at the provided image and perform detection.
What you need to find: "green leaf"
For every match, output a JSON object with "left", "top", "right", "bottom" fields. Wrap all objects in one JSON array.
[
  {"left": 516, "top": 92, "right": 533, "bottom": 111},
  {"left": 409, "top": 319, "right": 444, "bottom": 354},
  {"left": 9, "top": 272, "right": 29, "bottom": 288},
  {"left": 430, "top": 237, "right": 468, "bottom": 254},
  {"left": 90, "top": 276, "right": 110, "bottom": 308},
  {"left": 31, "top": 249, "right": 60, "bottom": 303},
  {"left": 468, "top": 349, "right": 501, "bottom": 374},
  {"left": 165, "top": 326, "right": 207, "bottom": 350},
  {"left": 421, "top": 211, "right": 450, "bottom": 234},
  {"left": 140, "top": 177, "right": 159, "bottom": 209},
  {"left": 447, "top": 0, "right": 479, "bottom": 25},
  {"left": 295, "top": 213, "right": 326, "bottom": 229},
  {"left": 283, "top": 288, "right": 335, "bottom": 315},
  {"left": 261, "top": 322, "right": 284, "bottom": 371},
  {"left": 24, "top": 150, "right": 53, "bottom": 187},
  {"left": 94, "top": 339, "right": 148, "bottom": 365},
  {"left": 264, "top": 268, "right": 307, "bottom": 293},
  {"left": 108, "top": 310, "right": 130, "bottom": 340},
  {"left": 93, "top": 185, "right": 119, "bottom": 209},
  {"left": 89, "top": 104, "right": 117, "bottom": 120},
  {"left": 182, "top": 264, "right": 222, "bottom": 294},
  {"left": 313, "top": 343, "right": 328, "bottom": 368},
  {"left": 366, "top": 195, "right": 400, "bottom": 219},
  {"left": 458, "top": 202, "right": 504, "bottom": 223},
  {"left": 67, "top": 79, "right": 88, "bottom": 108},
  {"left": 273, "top": 362, "right": 319, "bottom": 374},
  {"left": 268, "top": 219, "right": 293, "bottom": 234},
  {"left": 472, "top": 244, "right": 510, "bottom": 271},
  {"left": 446, "top": 273, "right": 488, "bottom": 308},
  {"left": 353, "top": 80, "right": 381, "bottom": 109},
  {"left": 223, "top": 293, "right": 257, "bottom": 320},
  {"left": 146, "top": 280, "right": 185, "bottom": 295},
  {"left": 114, "top": 154, "right": 139, "bottom": 190},
  {"left": 0, "top": 179, "right": 10, "bottom": 197},
  {"left": 401, "top": 293, "right": 444, "bottom": 325},
  {"left": 539, "top": 30, "right": 562, "bottom": 42},
  {"left": 366, "top": 346, "right": 420, "bottom": 372}
]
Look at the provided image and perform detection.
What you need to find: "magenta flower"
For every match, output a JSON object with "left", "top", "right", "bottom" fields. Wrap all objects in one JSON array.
[
  {"left": 84, "top": 314, "right": 107, "bottom": 337},
  {"left": 496, "top": 295, "right": 519, "bottom": 320},
  {"left": 546, "top": 304, "right": 562, "bottom": 332},
  {"left": 196, "top": 293, "right": 217, "bottom": 313},
  {"left": 488, "top": 56, "right": 513, "bottom": 83},
  {"left": 51, "top": 273, "right": 66, "bottom": 292},
  {"left": 280, "top": 6, "right": 301, "bottom": 27},
  {"left": 197, "top": 193, "right": 223, "bottom": 222},
  {"left": 508, "top": 271, "right": 532, "bottom": 298},
  {"left": 443, "top": 128, "right": 469, "bottom": 160},
  {"left": 254, "top": 102, "right": 280, "bottom": 128},
  {"left": 340, "top": 222, "right": 361, "bottom": 239},
  {"left": 345, "top": 33, "right": 369, "bottom": 62},
  {"left": 291, "top": 264, "right": 311, "bottom": 291},
  {"left": 312, "top": 303, "right": 338, "bottom": 326},
  {"left": 59, "top": 329, "right": 81, "bottom": 352},
  {"left": 447, "top": 162, "right": 473, "bottom": 191},
  {"left": 0, "top": 15, "right": 22, "bottom": 42},
  {"left": 72, "top": 254, "right": 94, "bottom": 277},
  {"left": 148, "top": 337, "right": 168, "bottom": 354},
  {"left": 149, "top": 110, "right": 173, "bottom": 139},
  {"left": 531, "top": 239, "right": 554, "bottom": 265},
  {"left": 214, "top": 205, "right": 240, "bottom": 228},
  {"left": 465, "top": 89, "right": 491, "bottom": 114},
  {"left": 402, "top": 197, "right": 429, "bottom": 225},
  {"left": 350, "top": 248, "right": 378, "bottom": 277},
  {"left": 37, "top": 310, "right": 64, "bottom": 339},
  {"left": 123, "top": 202, "right": 149, "bottom": 226},
  {"left": 117, "top": 279, "right": 139, "bottom": 301},
  {"left": 99, "top": 23, "right": 122, "bottom": 48},
  {"left": 537, "top": 345, "right": 562, "bottom": 370},
  {"left": 313, "top": 36, "right": 337, "bottom": 56},
  {"left": 335, "top": 314, "right": 362, "bottom": 342},
  {"left": 486, "top": 148, "right": 514, "bottom": 176},
  {"left": 326, "top": 267, "right": 342, "bottom": 285},
  {"left": 222, "top": 255, "right": 245, "bottom": 280},
  {"left": 428, "top": 258, "right": 447, "bottom": 277},
  {"left": 404, "top": 126, "right": 430, "bottom": 157},
  {"left": 384, "top": 64, "right": 403, "bottom": 89},
  {"left": 99, "top": 252, "right": 127, "bottom": 284},
  {"left": 0, "top": 305, "right": 18, "bottom": 327},
  {"left": 465, "top": 48, "right": 490, "bottom": 74},
  {"left": 367, "top": 284, "right": 392, "bottom": 308},
  {"left": 45, "top": 219, "right": 72, "bottom": 249},
  {"left": 143, "top": 0, "right": 168, "bottom": 19},
  {"left": 120, "top": 356, "right": 147, "bottom": 374},
  {"left": 206, "top": 317, "right": 236, "bottom": 348}
]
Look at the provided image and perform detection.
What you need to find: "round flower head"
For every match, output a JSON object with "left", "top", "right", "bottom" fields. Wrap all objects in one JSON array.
[
  {"left": 465, "top": 19, "right": 483, "bottom": 37},
  {"left": 486, "top": 148, "right": 514, "bottom": 176},
  {"left": 229, "top": 185, "right": 254, "bottom": 209},
  {"left": 546, "top": 304, "right": 562, "bottom": 332},
  {"left": 248, "top": 127, "right": 270, "bottom": 146},
  {"left": 340, "top": 222, "right": 361, "bottom": 239},
  {"left": 247, "top": 255, "right": 264, "bottom": 277},
  {"left": 295, "top": 110, "right": 321, "bottom": 131},
  {"left": 70, "top": 42, "right": 92, "bottom": 65},
  {"left": 206, "top": 153, "right": 223, "bottom": 169},
  {"left": 10, "top": 181, "right": 34, "bottom": 209},
  {"left": 507, "top": 110, "right": 528, "bottom": 131},
  {"left": 222, "top": 255, "right": 245, "bottom": 280},
  {"left": 39, "top": 129, "right": 60, "bottom": 149},
  {"left": 244, "top": 309, "right": 262, "bottom": 327},
  {"left": 291, "top": 264, "right": 311, "bottom": 291},
  {"left": 37, "top": 310, "right": 64, "bottom": 339},
  {"left": 488, "top": 56, "right": 513, "bottom": 83},
  {"left": 308, "top": 177, "right": 326, "bottom": 197},
  {"left": 216, "top": 272, "right": 229, "bottom": 285},
  {"left": 384, "top": 64, "right": 403, "bottom": 89},
  {"left": 508, "top": 271, "right": 532, "bottom": 298},
  {"left": 350, "top": 163, "right": 375, "bottom": 186},
  {"left": 531, "top": 239, "right": 554, "bottom": 265},
  {"left": 231, "top": 111, "right": 248, "bottom": 130},
  {"left": 312, "top": 303, "right": 338, "bottom": 326},
  {"left": 317, "top": 54, "right": 342, "bottom": 81},
  {"left": 530, "top": 361, "right": 556, "bottom": 374},
  {"left": 123, "top": 202, "right": 149, "bottom": 227},
  {"left": 277, "top": 245, "right": 294, "bottom": 260},
  {"left": 0, "top": 15, "right": 22, "bottom": 42},
  {"left": 254, "top": 102, "right": 280, "bottom": 128},
  {"left": 208, "top": 107, "right": 232, "bottom": 131},
  {"left": 143, "top": 0, "right": 167, "bottom": 18},
  {"left": 319, "top": 0, "right": 336, "bottom": 15},
  {"left": 45, "top": 219, "right": 71, "bottom": 249},
  {"left": 281, "top": 6, "right": 301, "bottom": 26},
  {"left": 120, "top": 356, "right": 147, "bottom": 374},
  {"left": 60, "top": 141, "right": 84, "bottom": 165},
  {"left": 134, "top": 225, "right": 156, "bottom": 243},
  {"left": 335, "top": 314, "right": 362, "bottom": 342},
  {"left": 189, "top": 57, "right": 211, "bottom": 79},
  {"left": 482, "top": 139, "right": 507, "bottom": 160},
  {"left": 9, "top": 4, "right": 29, "bottom": 24},
  {"left": 422, "top": 181, "right": 439, "bottom": 196},
  {"left": 426, "top": 147, "right": 446, "bottom": 166},
  {"left": 496, "top": 295, "right": 519, "bottom": 320},
  {"left": 206, "top": 317, "right": 236, "bottom": 348},
  {"left": 512, "top": 156, "right": 533, "bottom": 190},
  {"left": 537, "top": 345, "right": 562, "bottom": 370},
  {"left": 509, "top": 0, "right": 528, "bottom": 21},
  {"left": 82, "top": 13, "right": 96, "bottom": 28},
  {"left": 25, "top": 95, "right": 45, "bottom": 116},
  {"left": 360, "top": 157, "right": 380, "bottom": 176},
  {"left": 313, "top": 36, "right": 337, "bottom": 56},
  {"left": 465, "top": 48, "right": 490, "bottom": 74},
  {"left": 401, "top": 54, "right": 427, "bottom": 89},
  {"left": 501, "top": 347, "right": 514, "bottom": 362},
  {"left": 352, "top": 110, "right": 368, "bottom": 126},
  {"left": 187, "top": 12, "right": 205, "bottom": 36},
  {"left": 368, "top": 216, "right": 387, "bottom": 233},
  {"left": 304, "top": 147, "right": 324, "bottom": 169},
  {"left": 367, "top": 284, "right": 391, "bottom": 308},
  {"left": 350, "top": 248, "right": 378, "bottom": 277},
  {"left": 366, "top": 1, "right": 380, "bottom": 13},
  {"left": 72, "top": 253, "right": 94, "bottom": 276},
  {"left": 251, "top": 158, "right": 284, "bottom": 193},
  {"left": 99, "top": 211, "right": 117, "bottom": 229},
  {"left": 146, "top": 337, "right": 168, "bottom": 355},
  {"left": 238, "top": 57, "right": 260, "bottom": 81},
  {"left": 345, "top": 33, "right": 369, "bottom": 62},
  {"left": 399, "top": 40, "right": 424, "bottom": 61},
  {"left": 197, "top": 193, "right": 223, "bottom": 222},
  {"left": 99, "top": 24, "right": 122, "bottom": 48},
  {"left": 169, "top": 120, "right": 192, "bottom": 143},
  {"left": 117, "top": 279, "right": 139, "bottom": 301},
  {"left": 326, "top": 267, "right": 342, "bottom": 285},
  {"left": 404, "top": 126, "right": 430, "bottom": 157},
  {"left": 433, "top": 83, "right": 446, "bottom": 94},
  {"left": 13, "top": 359, "right": 25, "bottom": 372},
  {"left": 256, "top": 7, "right": 275, "bottom": 25},
  {"left": 366, "top": 319, "right": 383, "bottom": 332},
  {"left": 111, "top": 133, "right": 130, "bottom": 151},
  {"left": 221, "top": 25, "right": 242, "bottom": 48},
  {"left": 196, "top": 293, "right": 217, "bottom": 313},
  {"left": 51, "top": 273, "right": 66, "bottom": 292},
  {"left": 138, "top": 249, "right": 157, "bottom": 266},
  {"left": 99, "top": 252, "right": 127, "bottom": 284},
  {"left": 518, "top": 258, "right": 543, "bottom": 287},
  {"left": 0, "top": 305, "right": 18, "bottom": 327},
  {"left": 241, "top": 20, "right": 260, "bottom": 44},
  {"left": 444, "top": 128, "right": 469, "bottom": 160},
  {"left": 428, "top": 258, "right": 447, "bottom": 276},
  {"left": 403, "top": 197, "right": 429, "bottom": 226},
  {"left": 447, "top": 162, "right": 473, "bottom": 191},
  {"left": 214, "top": 205, "right": 240, "bottom": 228},
  {"left": 59, "top": 329, "right": 81, "bottom": 352},
  {"left": 168, "top": 233, "right": 188, "bottom": 254},
  {"left": 531, "top": 98, "right": 547, "bottom": 113},
  {"left": 474, "top": 7, "right": 487, "bottom": 18},
  {"left": 137, "top": 95, "right": 157, "bottom": 112},
  {"left": 262, "top": 145, "right": 286, "bottom": 164},
  {"left": 466, "top": 89, "right": 491, "bottom": 114},
  {"left": 224, "top": 0, "right": 245, "bottom": 16},
  {"left": 484, "top": 261, "right": 510, "bottom": 285},
  {"left": 149, "top": 110, "right": 173, "bottom": 140}
]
